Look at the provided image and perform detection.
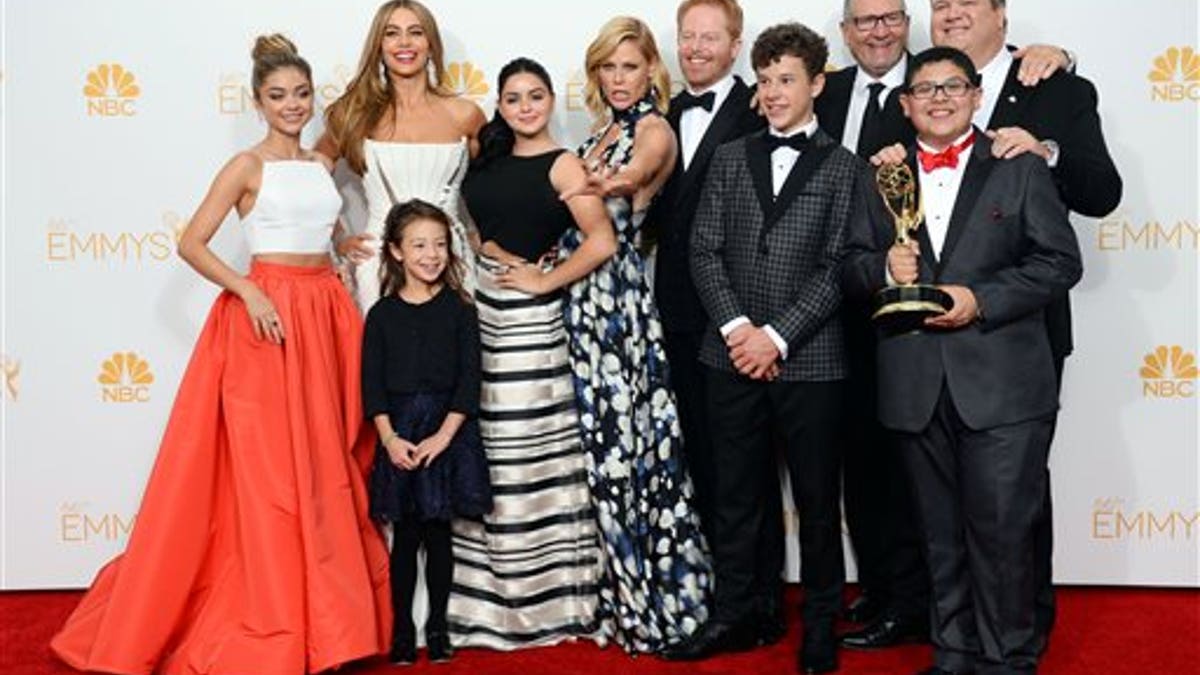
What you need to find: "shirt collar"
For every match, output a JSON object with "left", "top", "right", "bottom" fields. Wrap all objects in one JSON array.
[
  {"left": 770, "top": 116, "right": 820, "bottom": 140},
  {"left": 853, "top": 58, "right": 907, "bottom": 93},
  {"left": 685, "top": 72, "right": 736, "bottom": 113},
  {"left": 978, "top": 47, "right": 1014, "bottom": 88},
  {"left": 917, "top": 127, "right": 976, "bottom": 155}
]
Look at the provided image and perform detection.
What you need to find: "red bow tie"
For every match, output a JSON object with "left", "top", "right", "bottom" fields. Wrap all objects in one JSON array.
[{"left": 917, "top": 131, "right": 976, "bottom": 172}]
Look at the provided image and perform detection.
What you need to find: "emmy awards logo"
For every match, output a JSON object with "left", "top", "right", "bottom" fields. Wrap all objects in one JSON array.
[{"left": 872, "top": 163, "right": 952, "bottom": 331}]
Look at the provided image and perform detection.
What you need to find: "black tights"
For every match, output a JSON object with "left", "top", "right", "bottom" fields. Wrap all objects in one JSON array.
[{"left": 390, "top": 519, "right": 453, "bottom": 641}]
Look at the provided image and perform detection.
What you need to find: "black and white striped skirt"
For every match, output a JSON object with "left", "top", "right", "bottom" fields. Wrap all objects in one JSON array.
[{"left": 447, "top": 257, "right": 601, "bottom": 650}]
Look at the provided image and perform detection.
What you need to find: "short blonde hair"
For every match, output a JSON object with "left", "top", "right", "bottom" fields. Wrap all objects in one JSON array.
[
  {"left": 583, "top": 17, "right": 671, "bottom": 120},
  {"left": 676, "top": 0, "right": 744, "bottom": 40}
]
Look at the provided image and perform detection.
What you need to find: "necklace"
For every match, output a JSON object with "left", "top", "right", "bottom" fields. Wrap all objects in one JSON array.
[{"left": 258, "top": 144, "right": 304, "bottom": 161}]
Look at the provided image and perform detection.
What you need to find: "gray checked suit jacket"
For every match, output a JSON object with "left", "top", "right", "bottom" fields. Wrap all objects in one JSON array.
[{"left": 691, "top": 128, "right": 870, "bottom": 382}]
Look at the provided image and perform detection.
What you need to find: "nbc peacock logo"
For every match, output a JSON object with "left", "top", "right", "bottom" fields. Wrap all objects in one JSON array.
[
  {"left": 2, "top": 354, "right": 19, "bottom": 401},
  {"left": 98, "top": 351, "right": 154, "bottom": 403},
  {"left": 84, "top": 63, "right": 141, "bottom": 116},
  {"left": 1149, "top": 47, "right": 1200, "bottom": 102},
  {"left": 1140, "top": 345, "right": 1197, "bottom": 398},
  {"left": 444, "top": 62, "right": 489, "bottom": 101}
]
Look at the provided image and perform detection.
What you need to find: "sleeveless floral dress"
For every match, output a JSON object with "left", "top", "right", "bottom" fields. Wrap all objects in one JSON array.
[{"left": 558, "top": 95, "right": 712, "bottom": 653}]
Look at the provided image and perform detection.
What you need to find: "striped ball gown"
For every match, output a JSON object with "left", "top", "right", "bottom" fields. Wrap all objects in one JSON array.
[{"left": 447, "top": 258, "right": 601, "bottom": 649}]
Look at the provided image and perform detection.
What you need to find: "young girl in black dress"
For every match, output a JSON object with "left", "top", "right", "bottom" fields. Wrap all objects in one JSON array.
[{"left": 361, "top": 198, "right": 491, "bottom": 664}]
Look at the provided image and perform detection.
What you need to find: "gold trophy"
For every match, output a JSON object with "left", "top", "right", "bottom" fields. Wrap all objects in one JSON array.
[{"left": 871, "top": 163, "right": 952, "bottom": 330}]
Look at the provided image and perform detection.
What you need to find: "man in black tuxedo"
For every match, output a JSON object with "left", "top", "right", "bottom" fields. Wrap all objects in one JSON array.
[
  {"left": 813, "top": 0, "right": 925, "bottom": 649},
  {"left": 664, "top": 23, "right": 868, "bottom": 674},
  {"left": 646, "top": 0, "right": 783, "bottom": 644},
  {"left": 844, "top": 47, "right": 1082, "bottom": 674},
  {"left": 929, "top": 0, "right": 1122, "bottom": 647},
  {"left": 818, "top": 0, "right": 1083, "bottom": 651}
]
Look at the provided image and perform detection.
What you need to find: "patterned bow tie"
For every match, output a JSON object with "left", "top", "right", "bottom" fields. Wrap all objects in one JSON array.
[
  {"left": 763, "top": 132, "right": 810, "bottom": 153},
  {"left": 917, "top": 131, "right": 976, "bottom": 172},
  {"left": 677, "top": 90, "right": 715, "bottom": 113}
]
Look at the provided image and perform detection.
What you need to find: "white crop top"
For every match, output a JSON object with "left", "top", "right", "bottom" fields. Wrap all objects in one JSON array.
[{"left": 242, "top": 161, "right": 342, "bottom": 254}]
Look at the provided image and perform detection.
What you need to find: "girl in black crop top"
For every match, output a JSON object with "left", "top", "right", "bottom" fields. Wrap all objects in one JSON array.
[
  {"left": 461, "top": 58, "right": 617, "bottom": 292},
  {"left": 361, "top": 199, "right": 491, "bottom": 664}
]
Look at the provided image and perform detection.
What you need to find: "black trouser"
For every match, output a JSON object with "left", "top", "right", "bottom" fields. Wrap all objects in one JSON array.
[
  {"left": 391, "top": 519, "right": 453, "bottom": 640},
  {"left": 1031, "top": 357, "right": 1066, "bottom": 649},
  {"left": 841, "top": 310, "right": 928, "bottom": 620},
  {"left": 666, "top": 331, "right": 784, "bottom": 615},
  {"left": 899, "top": 385, "right": 1053, "bottom": 675},
  {"left": 707, "top": 369, "right": 844, "bottom": 627}
]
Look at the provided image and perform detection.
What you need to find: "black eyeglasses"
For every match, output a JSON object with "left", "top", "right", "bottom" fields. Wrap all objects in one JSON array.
[
  {"left": 906, "top": 78, "right": 974, "bottom": 99},
  {"left": 850, "top": 10, "right": 907, "bottom": 31}
]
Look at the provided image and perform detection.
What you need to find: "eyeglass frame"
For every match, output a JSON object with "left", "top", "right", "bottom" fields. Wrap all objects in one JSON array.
[
  {"left": 847, "top": 10, "right": 908, "bottom": 32},
  {"left": 904, "top": 78, "right": 977, "bottom": 100}
]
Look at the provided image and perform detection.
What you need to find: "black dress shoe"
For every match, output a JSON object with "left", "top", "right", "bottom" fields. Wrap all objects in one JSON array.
[
  {"left": 426, "top": 631, "right": 452, "bottom": 664},
  {"left": 843, "top": 593, "right": 883, "bottom": 624},
  {"left": 840, "top": 612, "right": 928, "bottom": 650},
  {"left": 389, "top": 636, "right": 417, "bottom": 665},
  {"left": 756, "top": 608, "right": 788, "bottom": 646},
  {"left": 660, "top": 620, "right": 759, "bottom": 661},
  {"left": 800, "top": 622, "right": 838, "bottom": 674}
]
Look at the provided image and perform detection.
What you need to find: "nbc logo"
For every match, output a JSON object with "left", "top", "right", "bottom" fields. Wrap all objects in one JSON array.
[
  {"left": 98, "top": 351, "right": 154, "bottom": 403},
  {"left": 1149, "top": 47, "right": 1200, "bottom": 102},
  {"left": 2, "top": 355, "right": 19, "bottom": 401},
  {"left": 1140, "top": 345, "right": 1196, "bottom": 398},
  {"left": 444, "top": 62, "right": 488, "bottom": 101},
  {"left": 84, "top": 63, "right": 140, "bottom": 116}
]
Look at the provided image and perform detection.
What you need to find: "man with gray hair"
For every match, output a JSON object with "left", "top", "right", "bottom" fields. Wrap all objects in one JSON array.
[{"left": 816, "top": 0, "right": 1077, "bottom": 653}]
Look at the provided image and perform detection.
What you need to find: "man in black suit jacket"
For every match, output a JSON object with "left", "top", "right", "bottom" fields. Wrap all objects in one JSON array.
[
  {"left": 844, "top": 47, "right": 1082, "bottom": 674},
  {"left": 929, "top": 0, "right": 1122, "bottom": 646},
  {"left": 813, "top": 0, "right": 926, "bottom": 648},
  {"left": 665, "top": 23, "right": 868, "bottom": 674},
  {"left": 646, "top": 0, "right": 782, "bottom": 643}
]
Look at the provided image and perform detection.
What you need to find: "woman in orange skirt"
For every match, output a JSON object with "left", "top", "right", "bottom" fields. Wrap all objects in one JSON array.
[{"left": 50, "top": 35, "right": 391, "bottom": 675}]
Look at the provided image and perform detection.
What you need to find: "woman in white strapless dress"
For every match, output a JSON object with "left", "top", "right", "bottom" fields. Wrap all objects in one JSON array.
[{"left": 319, "top": 0, "right": 486, "bottom": 311}]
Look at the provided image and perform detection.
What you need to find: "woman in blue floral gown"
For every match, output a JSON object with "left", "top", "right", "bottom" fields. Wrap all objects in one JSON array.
[{"left": 555, "top": 17, "right": 712, "bottom": 653}]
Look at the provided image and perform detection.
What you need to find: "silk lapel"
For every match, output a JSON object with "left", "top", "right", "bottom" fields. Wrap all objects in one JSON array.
[
  {"left": 767, "top": 132, "right": 836, "bottom": 229},
  {"left": 937, "top": 135, "right": 997, "bottom": 274},
  {"left": 677, "top": 78, "right": 752, "bottom": 198},
  {"left": 903, "top": 151, "right": 938, "bottom": 281},
  {"left": 746, "top": 132, "right": 776, "bottom": 223},
  {"left": 987, "top": 59, "right": 1033, "bottom": 129}
]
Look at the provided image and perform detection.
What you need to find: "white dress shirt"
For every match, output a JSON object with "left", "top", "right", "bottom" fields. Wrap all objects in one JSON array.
[
  {"left": 841, "top": 59, "right": 907, "bottom": 152},
  {"left": 974, "top": 46, "right": 1013, "bottom": 130},
  {"left": 917, "top": 129, "right": 975, "bottom": 259},
  {"left": 680, "top": 73, "right": 737, "bottom": 171},
  {"left": 719, "top": 116, "right": 821, "bottom": 361}
]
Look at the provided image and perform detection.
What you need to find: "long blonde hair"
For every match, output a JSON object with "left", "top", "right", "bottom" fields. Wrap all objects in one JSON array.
[
  {"left": 324, "top": 0, "right": 452, "bottom": 174},
  {"left": 583, "top": 17, "right": 671, "bottom": 121}
]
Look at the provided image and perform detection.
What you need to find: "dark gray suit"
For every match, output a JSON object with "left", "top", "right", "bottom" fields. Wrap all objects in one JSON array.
[
  {"left": 692, "top": 127, "right": 867, "bottom": 627},
  {"left": 843, "top": 134, "right": 1082, "bottom": 674}
]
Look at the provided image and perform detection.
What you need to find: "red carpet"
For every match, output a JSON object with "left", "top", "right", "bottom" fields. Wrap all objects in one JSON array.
[{"left": 2, "top": 586, "right": 1196, "bottom": 674}]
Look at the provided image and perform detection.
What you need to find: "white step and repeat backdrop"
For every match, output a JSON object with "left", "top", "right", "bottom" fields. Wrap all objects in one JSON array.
[{"left": 1, "top": 1, "right": 1197, "bottom": 589}]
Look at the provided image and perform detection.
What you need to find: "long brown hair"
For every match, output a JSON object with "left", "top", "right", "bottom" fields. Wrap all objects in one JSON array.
[
  {"left": 379, "top": 199, "right": 471, "bottom": 304},
  {"left": 324, "top": 0, "right": 452, "bottom": 174}
]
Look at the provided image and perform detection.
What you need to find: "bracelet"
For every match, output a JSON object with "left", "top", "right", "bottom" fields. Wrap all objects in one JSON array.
[{"left": 383, "top": 431, "right": 399, "bottom": 445}]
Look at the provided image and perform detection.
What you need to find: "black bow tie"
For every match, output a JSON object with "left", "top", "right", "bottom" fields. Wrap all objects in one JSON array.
[
  {"left": 677, "top": 90, "right": 716, "bottom": 113},
  {"left": 763, "top": 132, "right": 810, "bottom": 153}
]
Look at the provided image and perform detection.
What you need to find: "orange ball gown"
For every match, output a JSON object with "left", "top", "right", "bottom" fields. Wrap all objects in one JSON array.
[{"left": 51, "top": 161, "right": 392, "bottom": 674}]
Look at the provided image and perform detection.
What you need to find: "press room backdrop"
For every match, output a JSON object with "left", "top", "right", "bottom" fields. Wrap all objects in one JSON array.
[{"left": 1, "top": 0, "right": 1197, "bottom": 590}]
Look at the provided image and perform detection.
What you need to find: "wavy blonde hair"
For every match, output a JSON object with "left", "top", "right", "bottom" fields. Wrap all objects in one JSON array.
[
  {"left": 324, "top": 0, "right": 451, "bottom": 174},
  {"left": 583, "top": 17, "right": 671, "bottom": 121}
]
